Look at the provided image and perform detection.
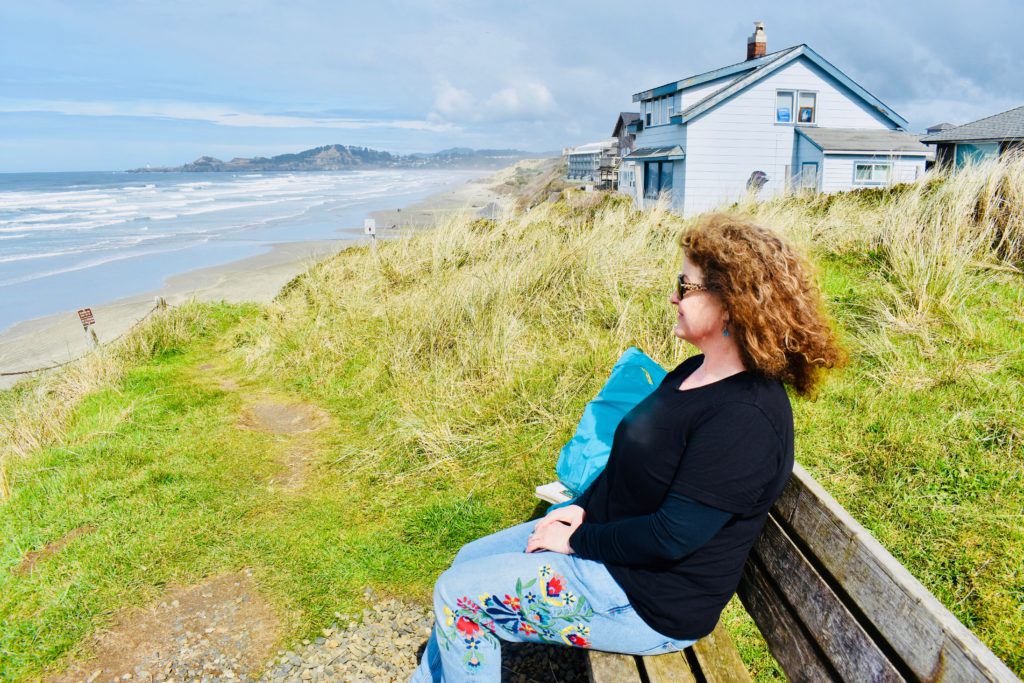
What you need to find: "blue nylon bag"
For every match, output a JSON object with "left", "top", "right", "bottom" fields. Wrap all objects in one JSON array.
[{"left": 555, "top": 347, "right": 667, "bottom": 498}]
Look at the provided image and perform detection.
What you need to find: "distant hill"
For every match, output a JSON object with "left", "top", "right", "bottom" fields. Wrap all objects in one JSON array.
[{"left": 131, "top": 144, "right": 547, "bottom": 172}]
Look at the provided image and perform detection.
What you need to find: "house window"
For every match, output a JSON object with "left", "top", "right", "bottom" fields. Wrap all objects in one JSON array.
[
  {"left": 954, "top": 142, "right": 999, "bottom": 168},
  {"left": 643, "top": 161, "right": 673, "bottom": 199},
  {"left": 854, "top": 162, "right": 891, "bottom": 185},
  {"left": 777, "top": 90, "right": 817, "bottom": 124},
  {"left": 644, "top": 100, "right": 652, "bottom": 127},
  {"left": 798, "top": 92, "right": 816, "bottom": 123},
  {"left": 776, "top": 91, "right": 794, "bottom": 123}
]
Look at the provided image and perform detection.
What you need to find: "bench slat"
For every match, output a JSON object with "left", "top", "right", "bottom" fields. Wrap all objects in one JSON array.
[
  {"left": 773, "top": 464, "right": 1019, "bottom": 682},
  {"left": 643, "top": 651, "right": 698, "bottom": 683},
  {"left": 739, "top": 557, "right": 837, "bottom": 682},
  {"left": 691, "top": 621, "right": 754, "bottom": 683},
  {"left": 753, "top": 515, "right": 903, "bottom": 682},
  {"left": 587, "top": 650, "right": 642, "bottom": 682}
]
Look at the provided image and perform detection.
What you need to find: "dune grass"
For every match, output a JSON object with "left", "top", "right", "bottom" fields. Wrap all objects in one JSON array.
[{"left": 1, "top": 158, "right": 1022, "bottom": 680}]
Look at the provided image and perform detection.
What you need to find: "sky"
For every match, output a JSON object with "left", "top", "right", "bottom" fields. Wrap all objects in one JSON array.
[{"left": 1, "top": 0, "right": 1021, "bottom": 172}]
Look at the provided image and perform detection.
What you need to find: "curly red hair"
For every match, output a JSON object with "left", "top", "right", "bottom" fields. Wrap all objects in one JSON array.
[{"left": 678, "top": 213, "right": 846, "bottom": 396}]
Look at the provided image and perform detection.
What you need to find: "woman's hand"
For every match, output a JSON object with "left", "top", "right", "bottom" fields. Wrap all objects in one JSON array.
[
  {"left": 534, "top": 504, "right": 585, "bottom": 533},
  {"left": 526, "top": 504, "right": 585, "bottom": 554},
  {"left": 526, "top": 520, "right": 575, "bottom": 554}
]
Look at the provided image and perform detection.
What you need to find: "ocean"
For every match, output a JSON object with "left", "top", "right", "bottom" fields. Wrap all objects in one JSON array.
[{"left": 0, "top": 169, "right": 484, "bottom": 333}]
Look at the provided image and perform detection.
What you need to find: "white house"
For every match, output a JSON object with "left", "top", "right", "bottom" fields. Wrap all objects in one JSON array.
[
  {"left": 564, "top": 139, "right": 619, "bottom": 188},
  {"left": 620, "top": 23, "right": 930, "bottom": 216}
]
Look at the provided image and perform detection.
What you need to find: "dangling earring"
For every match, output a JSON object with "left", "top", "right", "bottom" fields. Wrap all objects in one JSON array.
[{"left": 722, "top": 324, "right": 730, "bottom": 337}]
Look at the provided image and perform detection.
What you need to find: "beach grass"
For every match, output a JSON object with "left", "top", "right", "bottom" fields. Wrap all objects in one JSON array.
[{"left": 1, "top": 158, "right": 1022, "bottom": 680}]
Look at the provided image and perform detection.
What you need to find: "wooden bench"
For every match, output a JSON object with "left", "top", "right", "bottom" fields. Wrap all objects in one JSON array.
[{"left": 537, "top": 463, "right": 1019, "bottom": 682}]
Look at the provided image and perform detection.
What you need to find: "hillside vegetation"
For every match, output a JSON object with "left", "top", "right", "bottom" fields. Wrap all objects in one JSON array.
[{"left": 1, "top": 157, "right": 1022, "bottom": 680}]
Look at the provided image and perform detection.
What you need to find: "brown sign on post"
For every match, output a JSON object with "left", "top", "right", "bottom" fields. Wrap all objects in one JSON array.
[{"left": 77, "top": 308, "right": 95, "bottom": 327}]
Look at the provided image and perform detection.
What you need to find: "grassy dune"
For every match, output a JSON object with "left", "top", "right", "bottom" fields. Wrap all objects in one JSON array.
[{"left": 1, "top": 158, "right": 1022, "bottom": 680}]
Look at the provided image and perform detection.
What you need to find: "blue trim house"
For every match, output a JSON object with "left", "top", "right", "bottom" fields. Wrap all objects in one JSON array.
[
  {"left": 621, "top": 24, "right": 929, "bottom": 216},
  {"left": 920, "top": 105, "right": 1024, "bottom": 169}
]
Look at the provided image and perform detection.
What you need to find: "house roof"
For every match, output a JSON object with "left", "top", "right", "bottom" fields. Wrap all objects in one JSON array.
[
  {"left": 633, "top": 44, "right": 909, "bottom": 130},
  {"left": 632, "top": 47, "right": 794, "bottom": 102},
  {"left": 624, "top": 146, "right": 685, "bottom": 161},
  {"left": 612, "top": 112, "right": 641, "bottom": 136},
  {"left": 920, "top": 105, "right": 1024, "bottom": 143},
  {"left": 567, "top": 139, "right": 617, "bottom": 155},
  {"left": 797, "top": 128, "right": 930, "bottom": 155}
]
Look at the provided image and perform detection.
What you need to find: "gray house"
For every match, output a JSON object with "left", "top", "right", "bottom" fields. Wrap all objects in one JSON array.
[
  {"left": 612, "top": 112, "right": 641, "bottom": 192},
  {"left": 921, "top": 105, "right": 1024, "bottom": 169}
]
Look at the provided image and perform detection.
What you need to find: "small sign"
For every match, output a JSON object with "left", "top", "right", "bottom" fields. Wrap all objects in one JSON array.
[
  {"left": 363, "top": 218, "right": 376, "bottom": 236},
  {"left": 777, "top": 107, "right": 791, "bottom": 122},
  {"left": 78, "top": 308, "right": 95, "bottom": 327}
]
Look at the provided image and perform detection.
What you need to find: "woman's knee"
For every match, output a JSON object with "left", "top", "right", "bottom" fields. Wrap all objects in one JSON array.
[
  {"left": 451, "top": 538, "right": 483, "bottom": 566},
  {"left": 432, "top": 564, "right": 467, "bottom": 610},
  {"left": 451, "top": 521, "right": 533, "bottom": 566}
]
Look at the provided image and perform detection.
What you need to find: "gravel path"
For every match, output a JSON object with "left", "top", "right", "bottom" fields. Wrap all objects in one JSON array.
[{"left": 261, "top": 589, "right": 588, "bottom": 683}]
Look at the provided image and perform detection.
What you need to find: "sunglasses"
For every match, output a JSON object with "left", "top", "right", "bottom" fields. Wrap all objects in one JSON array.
[{"left": 675, "top": 273, "right": 708, "bottom": 299}]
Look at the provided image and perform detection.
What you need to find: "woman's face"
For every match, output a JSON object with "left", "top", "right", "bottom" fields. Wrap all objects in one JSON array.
[{"left": 669, "top": 257, "right": 728, "bottom": 345}]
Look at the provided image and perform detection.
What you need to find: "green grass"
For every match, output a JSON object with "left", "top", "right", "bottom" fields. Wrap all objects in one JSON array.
[
  {"left": 0, "top": 304, "right": 546, "bottom": 680},
  {"left": 1, "top": 165, "right": 1023, "bottom": 679}
]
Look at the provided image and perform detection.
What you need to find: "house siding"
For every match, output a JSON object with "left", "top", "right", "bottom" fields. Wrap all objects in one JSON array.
[
  {"left": 623, "top": 123, "right": 686, "bottom": 211},
  {"left": 821, "top": 154, "right": 925, "bottom": 193},
  {"left": 682, "top": 57, "right": 897, "bottom": 215},
  {"left": 633, "top": 124, "right": 683, "bottom": 147},
  {"left": 794, "top": 135, "right": 824, "bottom": 191}
]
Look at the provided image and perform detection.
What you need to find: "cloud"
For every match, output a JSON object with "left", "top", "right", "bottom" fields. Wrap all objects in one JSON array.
[
  {"left": 0, "top": 99, "right": 455, "bottom": 132},
  {"left": 433, "top": 80, "right": 475, "bottom": 119},
  {"left": 429, "top": 79, "right": 558, "bottom": 124},
  {"left": 484, "top": 82, "right": 557, "bottom": 121}
]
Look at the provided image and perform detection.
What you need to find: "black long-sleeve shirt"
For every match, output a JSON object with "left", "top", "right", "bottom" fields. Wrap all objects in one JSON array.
[
  {"left": 566, "top": 355, "right": 794, "bottom": 640},
  {"left": 570, "top": 490, "right": 731, "bottom": 565}
]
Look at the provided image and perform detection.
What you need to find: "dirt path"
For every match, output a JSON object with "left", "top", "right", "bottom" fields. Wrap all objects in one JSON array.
[{"left": 49, "top": 571, "right": 282, "bottom": 683}]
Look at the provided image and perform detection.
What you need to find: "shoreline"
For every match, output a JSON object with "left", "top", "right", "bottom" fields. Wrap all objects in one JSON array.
[{"left": 0, "top": 160, "right": 550, "bottom": 389}]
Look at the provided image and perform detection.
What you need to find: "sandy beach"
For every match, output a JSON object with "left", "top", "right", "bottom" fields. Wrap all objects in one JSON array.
[{"left": 0, "top": 160, "right": 554, "bottom": 390}]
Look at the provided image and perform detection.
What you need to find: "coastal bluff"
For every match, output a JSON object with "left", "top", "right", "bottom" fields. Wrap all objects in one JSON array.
[{"left": 131, "top": 144, "right": 548, "bottom": 172}]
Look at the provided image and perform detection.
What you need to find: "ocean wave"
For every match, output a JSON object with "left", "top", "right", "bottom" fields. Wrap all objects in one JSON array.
[
  {"left": 0, "top": 238, "right": 208, "bottom": 288},
  {"left": 0, "top": 232, "right": 173, "bottom": 264},
  {"left": 0, "top": 169, "right": 478, "bottom": 286}
]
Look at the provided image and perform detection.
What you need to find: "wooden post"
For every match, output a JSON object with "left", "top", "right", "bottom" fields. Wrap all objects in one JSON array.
[{"left": 78, "top": 308, "right": 98, "bottom": 349}]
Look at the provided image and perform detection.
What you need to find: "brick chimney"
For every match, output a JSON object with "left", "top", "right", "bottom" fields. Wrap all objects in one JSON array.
[{"left": 747, "top": 21, "right": 766, "bottom": 60}]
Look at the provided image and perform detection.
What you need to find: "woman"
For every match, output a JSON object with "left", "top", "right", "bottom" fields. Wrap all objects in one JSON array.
[{"left": 411, "top": 213, "right": 845, "bottom": 682}]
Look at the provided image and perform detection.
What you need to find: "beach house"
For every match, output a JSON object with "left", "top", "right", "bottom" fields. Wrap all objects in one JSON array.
[
  {"left": 612, "top": 112, "right": 641, "bottom": 192},
  {"left": 564, "top": 139, "right": 619, "bottom": 189},
  {"left": 621, "top": 23, "right": 930, "bottom": 215},
  {"left": 921, "top": 105, "right": 1024, "bottom": 169}
]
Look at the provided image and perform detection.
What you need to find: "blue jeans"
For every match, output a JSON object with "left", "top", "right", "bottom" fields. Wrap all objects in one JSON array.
[{"left": 410, "top": 521, "right": 696, "bottom": 682}]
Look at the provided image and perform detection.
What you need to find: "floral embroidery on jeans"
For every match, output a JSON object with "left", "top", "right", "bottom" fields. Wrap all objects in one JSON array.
[{"left": 439, "top": 564, "right": 595, "bottom": 671}]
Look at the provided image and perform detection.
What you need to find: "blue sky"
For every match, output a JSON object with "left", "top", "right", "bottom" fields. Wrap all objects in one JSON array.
[{"left": 2, "top": 0, "right": 1021, "bottom": 172}]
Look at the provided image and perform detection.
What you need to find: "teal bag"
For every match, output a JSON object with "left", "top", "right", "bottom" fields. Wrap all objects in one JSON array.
[{"left": 555, "top": 347, "right": 667, "bottom": 499}]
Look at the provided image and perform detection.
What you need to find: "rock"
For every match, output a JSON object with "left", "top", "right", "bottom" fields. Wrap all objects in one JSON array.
[{"left": 249, "top": 590, "right": 587, "bottom": 682}]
